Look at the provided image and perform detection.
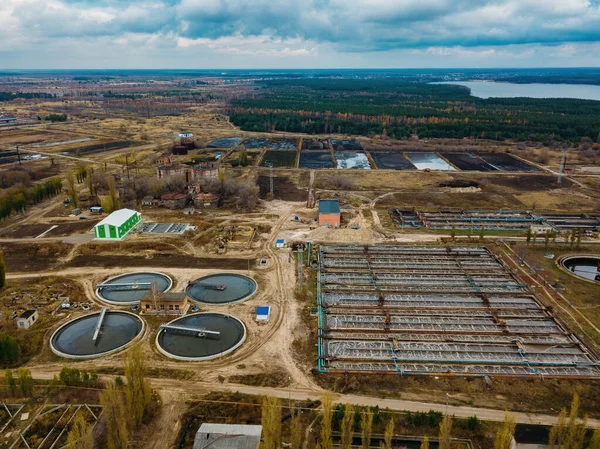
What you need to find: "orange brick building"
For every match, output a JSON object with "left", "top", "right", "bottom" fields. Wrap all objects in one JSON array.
[
  {"left": 318, "top": 199, "right": 341, "bottom": 227},
  {"left": 140, "top": 292, "right": 188, "bottom": 315}
]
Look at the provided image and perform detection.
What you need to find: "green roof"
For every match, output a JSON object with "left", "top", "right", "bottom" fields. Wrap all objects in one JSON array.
[{"left": 318, "top": 199, "right": 340, "bottom": 214}]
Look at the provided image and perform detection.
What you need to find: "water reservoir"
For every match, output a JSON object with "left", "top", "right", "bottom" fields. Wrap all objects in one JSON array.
[
  {"left": 186, "top": 274, "right": 257, "bottom": 304},
  {"left": 50, "top": 310, "right": 144, "bottom": 359},
  {"left": 156, "top": 313, "right": 246, "bottom": 361},
  {"left": 96, "top": 271, "right": 172, "bottom": 305}
]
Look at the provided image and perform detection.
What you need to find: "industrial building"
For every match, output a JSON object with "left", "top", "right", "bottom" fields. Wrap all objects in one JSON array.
[
  {"left": 93, "top": 208, "right": 141, "bottom": 240},
  {"left": 316, "top": 244, "right": 600, "bottom": 378},
  {"left": 16, "top": 310, "right": 38, "bottom": 330},
  {"left": 194, "top": 424, "right": 262, "bottom": 449},
  {"left": 318, "top": 200, "right": 341, "bottom": 227}
]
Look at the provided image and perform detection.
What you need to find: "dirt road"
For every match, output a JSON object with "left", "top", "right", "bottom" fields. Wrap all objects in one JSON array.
[{"left": 26, "top": 369, "right": 595, "bottom": 427}]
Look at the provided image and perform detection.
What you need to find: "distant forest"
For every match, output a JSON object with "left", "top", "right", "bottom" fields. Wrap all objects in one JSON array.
[{"left": 229, "top": 79, "right": 600, "bottom": 143}]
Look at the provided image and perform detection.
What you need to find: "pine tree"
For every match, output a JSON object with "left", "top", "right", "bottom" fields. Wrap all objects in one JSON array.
[
  {"left": 494, "top": 412, "right": 516, "bottom": 449},
  {"left": 66, "top": 411, "right": 94, "bottom": 449},
  {"left": 361, "top": 408, "right": 374, "bottom": 449},
  {"left": 341, "top": 404, "right": 355, "bottom": 449},
  {"left": 100, "top": 381, "right": 129, "bottom": 449},
  {"left": 526, "top": 228, "right": 532, "bottom": 245},
  {"left": 438, "top": 415, "right": 452, "bottom": 449},
  {"left": 450, "top": 226, "right": 456, "bottom": 242}
]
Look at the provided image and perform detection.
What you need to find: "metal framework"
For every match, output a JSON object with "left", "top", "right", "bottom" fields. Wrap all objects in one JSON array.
[
  {"left": 316, "top": 244, "right": 600, "bottom": 378},
  {"left": 389, "top": 208, "right": 600, "bottom": 231}
]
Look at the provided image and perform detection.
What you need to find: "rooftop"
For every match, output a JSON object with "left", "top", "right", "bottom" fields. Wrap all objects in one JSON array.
[
  {"left": 20, "top": 310, "right": 36, "bottom": 319},
  {"left": 142, "top": 292, "right": 186, "bottom": 303},
  {"left": 198, "top": 423, "right": 262, "bottom": 437},
  {"left": 318, "top": 199, "right": 340, "bottom": 214},
  {"left": 95, "top": 209, "right": 139, "bottom": 228}
]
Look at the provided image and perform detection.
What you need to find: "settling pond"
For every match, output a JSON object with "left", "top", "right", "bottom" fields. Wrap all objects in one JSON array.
[
  {"left": 560, "top": 255, "right": 600, "bottom": 282},
  {"left": 156, "top": 313, "right": 246, "bottom": 360},
  {"left": 96, "top": 271, "right": 172, "bottom": 305},
  {"left": 186, "top": 273, "right": 257, "bottom": 304},
  {"left": 51, "top": 311, "right": 144, "bottom": 358},
  {"left": 405, "top": 152, "right": 455, "bottom": 171}
]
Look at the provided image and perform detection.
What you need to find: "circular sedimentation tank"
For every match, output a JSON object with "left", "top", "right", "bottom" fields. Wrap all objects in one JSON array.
[
  {"left": 186, "top": 273, "right": 257, "bottom": 305},
  {"left": 96, "top": 271, "right": 172, "bottom": 305},
  {"left": 559, "top": 255, "right": 600, "bottom": 283},
  {"left": 50, "top": 311, "right": 144, "bottom": 359},
  {"left": 156, "top": 312, "right": 246, "bottom": 361}
]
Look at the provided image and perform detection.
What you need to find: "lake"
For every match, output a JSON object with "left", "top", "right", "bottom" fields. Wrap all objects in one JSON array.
[{"left": 434, "top": 81, "right": 600, "bottom": 101}]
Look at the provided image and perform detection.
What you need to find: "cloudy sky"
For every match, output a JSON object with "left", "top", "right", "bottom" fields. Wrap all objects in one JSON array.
[{"left": 2, "top": 0, "right": 600, "bottom": 68}]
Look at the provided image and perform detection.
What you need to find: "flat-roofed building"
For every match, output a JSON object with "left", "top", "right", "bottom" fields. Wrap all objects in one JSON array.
[{"left": 318, "top": 199, "right": 341, "bottom": 227}]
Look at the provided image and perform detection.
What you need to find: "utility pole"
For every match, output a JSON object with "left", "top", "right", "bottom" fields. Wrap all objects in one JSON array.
[
  {"left": 125, "top": 154, "right": 130, "bottom": 180},
  {"left": 16, "top": 144, "right": 21, "bottom": 165}
]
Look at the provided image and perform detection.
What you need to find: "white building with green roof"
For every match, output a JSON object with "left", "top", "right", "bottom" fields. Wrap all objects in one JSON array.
[{"left": 94, "top": 208, "right": 141, "bottom": 240}]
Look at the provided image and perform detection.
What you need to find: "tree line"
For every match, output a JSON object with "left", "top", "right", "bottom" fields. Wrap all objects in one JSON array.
[
  {"left": 0, "top": 176, "right": 62, "bottom": 221},
  {"left": 259, "top": 393, "right": 599, "bottom": 449},
  {"left": 229, "top": 79, "right": 600, "bottom": 143}
]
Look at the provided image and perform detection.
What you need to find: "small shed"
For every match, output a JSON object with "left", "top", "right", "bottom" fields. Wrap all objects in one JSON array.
[
  {"left": 16, "top": 310, "right": 38, "bottom": 330},
  {"left": 194, "top": 423, "right": 262, "bottom": 449},
  {"left": 255, "top": 306, "right": 271, "bottom": 322},
  {"left": 275, "top": 239, "right": 285, "bottom": 248},
  {"left": 90, "top": 206, "right": 103, "bottom": 214},
  {"left": 318, "top": 199, "right": 341, "bottom": 227}
]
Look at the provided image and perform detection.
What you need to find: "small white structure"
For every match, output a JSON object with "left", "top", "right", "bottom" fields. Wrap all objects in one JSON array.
[
  {"left": 275, "top": 239, "right": 285, "bottom": 249},
  {"left": 178, "top": 132, "right": 194, "bottom": 139},
  {"left": 194, "top": 424, "right": 262, "bottom": 449},
  {"left": 93, "top": 208, "right": 141, "bottom": 240},
  {"left": 255, "top": 306, "right": 271, "bottom": 322},
  {"left": 530, "top": 224, "right": 554, "bottom": 234},
  {"left": 16, "top": 310, "right": 38, "bottom": 330}
]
